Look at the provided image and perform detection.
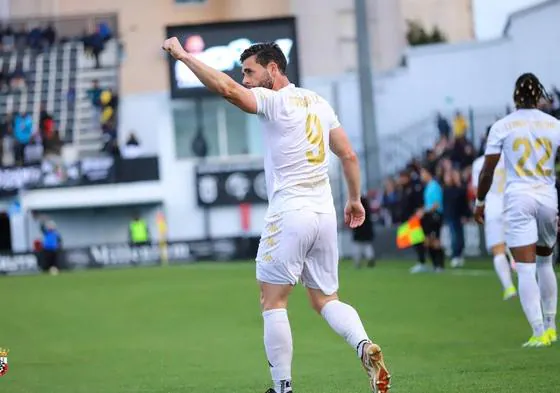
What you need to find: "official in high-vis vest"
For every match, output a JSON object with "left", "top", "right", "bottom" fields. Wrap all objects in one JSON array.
[{"left": 129, "top": 215, "right": 150, "bottom": 246}]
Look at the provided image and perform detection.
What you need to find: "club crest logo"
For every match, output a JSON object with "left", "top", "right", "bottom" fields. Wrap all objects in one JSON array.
[{"left": 0, "top": 348, "right": 9, "bottom": 377}]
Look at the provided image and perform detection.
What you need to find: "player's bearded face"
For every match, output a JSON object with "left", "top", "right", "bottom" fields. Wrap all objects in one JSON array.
[{"left": 257, "top": 70, "right": 274, "bottom": 89}]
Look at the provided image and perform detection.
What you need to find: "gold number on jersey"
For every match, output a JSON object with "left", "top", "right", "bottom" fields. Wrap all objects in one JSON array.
[
  {"left": 495, "top": 168, "right": 506, "bottom": 193},
  {"left": 305, "top": 113, "right": 326, "bottom": 165},
  {"left": 535, "top": 138, "right": 553, "bottom": 176},
  {"left": 513, "top": 137, "right": 553, "bottom": 177}
]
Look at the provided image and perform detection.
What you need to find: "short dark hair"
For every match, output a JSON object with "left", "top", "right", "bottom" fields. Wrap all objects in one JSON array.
[
  {"left": 240, "top": 42, "right": 287, "bottom": 74},
  {"left": 513, "top": 72, "right": 550, "bottom": 109}
]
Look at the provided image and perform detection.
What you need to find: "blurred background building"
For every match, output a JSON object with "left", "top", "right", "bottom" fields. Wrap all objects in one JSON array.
[{"left": 0, "top": 0, "right": 558, "bottom": 272}]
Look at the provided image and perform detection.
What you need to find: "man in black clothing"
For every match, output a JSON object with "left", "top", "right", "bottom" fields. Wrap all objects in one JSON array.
[{"left": 398, "top": 169, "right": 426, "bottom": 267}]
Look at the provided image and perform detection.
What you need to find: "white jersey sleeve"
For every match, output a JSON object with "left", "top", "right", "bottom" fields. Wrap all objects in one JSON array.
[
  {"left": 484, "top": 121, "right": 506, "bottom": 156},
  {"left": 328, "top": 106, "right": 341, "bottom": 130},
  {"left": 251, "top": 87, "right": 280, "bottom": 120}
]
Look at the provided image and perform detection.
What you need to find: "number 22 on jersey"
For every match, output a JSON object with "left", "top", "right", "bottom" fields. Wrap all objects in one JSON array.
[
  {"left": 305, "top": 113, "right": 326, "bottom": 165},
  {"left": 513, "top": 137, "right": 553, "bottom": 177}
]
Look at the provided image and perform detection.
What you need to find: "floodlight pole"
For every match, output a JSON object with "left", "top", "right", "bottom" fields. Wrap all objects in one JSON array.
[{"left": 354, "top": 0, "right": 381, "bottom": 190}]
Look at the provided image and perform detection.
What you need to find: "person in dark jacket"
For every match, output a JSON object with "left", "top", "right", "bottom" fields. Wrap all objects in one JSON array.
[
  {"left": 398, "top": 169, "right": 426, "bottom": 266},
  {"left": 443, "top": 169, "right": 470, "bottom": 268},
  {"left": 351, "top": 195, "right": 376, "bottom": 268}
]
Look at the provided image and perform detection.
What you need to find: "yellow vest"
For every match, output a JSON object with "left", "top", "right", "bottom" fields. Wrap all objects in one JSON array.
[{"left": 130, "top": 220, "right": 148, "bottom": 243}]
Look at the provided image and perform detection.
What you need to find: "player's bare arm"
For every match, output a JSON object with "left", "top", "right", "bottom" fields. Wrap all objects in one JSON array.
[
  {"left": 474, "top": 154, "right": 501, "bottom": 224},
  {"left": 162, "top": 37, "right": 257, "bottom": 113},
  {"left": 329, "top": 126, "right": 365, "bottom": 228}
]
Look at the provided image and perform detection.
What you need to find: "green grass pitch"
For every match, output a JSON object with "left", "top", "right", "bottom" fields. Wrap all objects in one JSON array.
[{"left": 1, "top": 260, "right": 560, "bottom": 392}]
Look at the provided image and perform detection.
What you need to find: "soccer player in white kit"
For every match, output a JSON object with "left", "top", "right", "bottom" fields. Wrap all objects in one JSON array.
[
  {"left": 475, "top": 73, "right": 559, "bottom": 347},
  {"left": 471, "top": 150, "right": 517, "bottom": 300},
  {"left": 163, "top": 38, "right": 391, "bottom": 392}
]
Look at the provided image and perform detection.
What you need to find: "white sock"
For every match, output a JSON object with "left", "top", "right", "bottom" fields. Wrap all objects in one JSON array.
[
  {"left": 517, "top": 263, "right": 545, "bottom": 337},
  {"left": 536, "top": 255, "right": 557, "bottom": 331},
  {"left": 321, "top": 300, "right": 370, "bottom": 358},
  {"left": 263, "top": 309, "right": 292, "bottom": 392},
  {"left": 493, "top": 253, "right": 514, "bottom": 291}
]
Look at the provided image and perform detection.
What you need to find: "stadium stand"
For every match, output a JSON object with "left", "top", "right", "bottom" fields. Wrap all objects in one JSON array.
[{"left": 0, "top": 16, "right": 120, "bottom": 167}]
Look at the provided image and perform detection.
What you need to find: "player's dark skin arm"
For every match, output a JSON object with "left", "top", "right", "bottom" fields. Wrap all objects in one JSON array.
[
  {"left": 477, "top": 154, "right": 500, "bottom": 201},
  {"left": 474, "top": 154, "right": 500, "bottom": 223}
]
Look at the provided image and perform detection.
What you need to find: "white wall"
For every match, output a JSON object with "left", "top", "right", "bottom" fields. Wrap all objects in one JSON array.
[{"left": 303, "top": 0, "right": 560, "bottom": 177}]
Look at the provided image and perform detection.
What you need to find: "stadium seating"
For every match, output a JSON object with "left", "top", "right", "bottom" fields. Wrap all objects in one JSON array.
[{"left": 0, "top": 37, "right": 119, "bottom": 162}]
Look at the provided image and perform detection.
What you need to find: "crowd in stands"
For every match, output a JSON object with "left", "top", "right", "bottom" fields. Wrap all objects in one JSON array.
[
  {"left": 375, "top": 86, "right": 560, "bottom": 263},
  {"left": 0, "top": 20, "right": 118, "bottom": 169},
  {"left": 0, "top": 105, "right": 63, "bottom": 167}
]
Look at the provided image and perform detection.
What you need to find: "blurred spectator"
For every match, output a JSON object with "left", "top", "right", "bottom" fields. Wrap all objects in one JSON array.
[
  {"left": 450, "top": 136, "right": 475, "bottom": 170},
  {"left": 122, "top": 132, "right": 142, "bottom": 159},
  {"left": 100, "top": 89, "right": 116, "bottom": 126},
  {"left": 42, "top": 24, "right": 56, "bottom": 47},
  {"left": 98, "top": 21, "right": 113, "bottom": 43},
  {"left": 443, "top": 169, "right": 470, "bottom": 268},
  {"left": 2, "top": 26, "right": 15, "bottom": 51},
  {"left": 436, "top": 112, "right": 451, "bottom": 139},
  {"left": 43, "top": 130, "right": 63, "bottom": 164},
  {"left": 87, "top": 80, "right": 103, "bottom": 130},
  {"left": 83, "top": 26, "right": 105, "bottom": 69},
  {"left": 351, "top": 195, "right": 376, "bottom": 268},
  {"left": 101, "top": 120, "right": 118, "bottom": 155},
  {"left": 129, "top": 214, "right": 150, "bottom": 246},
  {"left": 28, "top": 25, "right": 43, "bottom": 50},
  {"left": 424, "top": 149, "right": 438, "bottom": 175},
  {"left": 381, "top": 177, "right": 400, "bottom": 225},
  {"left": 15, "top": 27, "right": 28, "bottom": 50},
  {"left": 452, "top": 111, "right": 468, "bottom": 139},
  {"left": 39, "top": 103, "right": 54, "bottom": 140},
  {"left": 13, "top": 112, "right": 33, "bottom": 164},
  {"left": 38, "top": 217, "right": 63, "bottom": 276}
]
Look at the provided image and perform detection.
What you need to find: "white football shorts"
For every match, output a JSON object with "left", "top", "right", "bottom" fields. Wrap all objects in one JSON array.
[
  {"left": 484, "top": 216, "right": 506, "bottom": 251},
  {"left": 504, "top": 190, "right": 558, "bottom": 248},
  {"left": 256, "top": 210, "right": 339, "bottom": 295}
]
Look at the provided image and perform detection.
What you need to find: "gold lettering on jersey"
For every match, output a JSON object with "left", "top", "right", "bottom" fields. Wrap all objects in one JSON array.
[
  {"left": 532, "top": 121, "right": 556, "bottom": 129},
  {"left": 289, "top": 95, "right": 320, "bottom": 108},
  {"left": 513, "top": 137, "right": 553, "bottom": 177},
  {"left": 505, "top": 120, "right": 555, "bottom": 130},
  {"left": 305, "top": 113, "right": 326, "bottom": 165},
  {"left": 505, "top": 120, "right": 528, "bottom": 130}
]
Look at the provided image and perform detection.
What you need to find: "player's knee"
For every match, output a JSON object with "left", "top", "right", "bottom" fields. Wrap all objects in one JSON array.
[
  {"left": 492, "top": 243, "right": 506, "bottom": 256},
  {"left": 308, "top": 290, "right": 338, "bottom": 314}
]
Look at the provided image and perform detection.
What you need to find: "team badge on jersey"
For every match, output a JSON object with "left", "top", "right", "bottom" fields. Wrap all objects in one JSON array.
[{"left": 0, "top": 348, "right": 9, "bottom": 377}]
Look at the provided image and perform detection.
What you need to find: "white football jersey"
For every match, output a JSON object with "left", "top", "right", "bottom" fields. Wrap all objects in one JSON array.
[
  {"left": 251, "top": 84, "right": 338, "bottom": 216},
  {"left": 471, "top": 155, "right": 505, "bottom": 219},
  {"left": 485, "top": 109, "right": 560, "bottom": 196}
]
